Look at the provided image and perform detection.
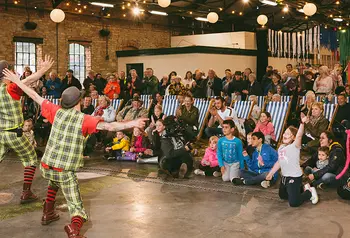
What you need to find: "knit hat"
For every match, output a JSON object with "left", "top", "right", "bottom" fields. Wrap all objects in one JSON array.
[
  {"left": 0, "top": 60, "right": 9, "bottom": 80},
  {"left": 61, "top": 87, "right": 82, "bottom": 109}
]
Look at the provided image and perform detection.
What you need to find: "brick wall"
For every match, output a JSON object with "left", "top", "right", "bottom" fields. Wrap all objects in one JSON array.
[{"left": 0, "top": 8, "right": 171, "bottom": 78}]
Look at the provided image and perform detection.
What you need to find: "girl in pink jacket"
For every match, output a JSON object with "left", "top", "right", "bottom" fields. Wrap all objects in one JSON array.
[
  {"left": 194, "top": 136, "right": 221, "bottom": 177},
  {"left": 253, "top": 112, "right": 276, "bottom": 144}
]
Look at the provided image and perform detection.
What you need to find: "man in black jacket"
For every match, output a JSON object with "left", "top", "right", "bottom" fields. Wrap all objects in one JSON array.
[
  {"left": 332, "top": 93, "right": 350, "bottom": 145},
  {"left": 200, "top": 69, "right": 222, "bottom": 98},
  {"left": 61, "top": 69, "right": 82, "bottom": 93},
  {"left": 242, "top": 73, "right": 263, "bottom": 97}
]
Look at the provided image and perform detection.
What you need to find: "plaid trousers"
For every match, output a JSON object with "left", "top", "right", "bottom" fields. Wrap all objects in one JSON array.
[
  {"left": 0, "top": 131, "right": 37, "bottom": 167},
  {"left": 40, "top": 165, "right": 88, "bottom": 220}
]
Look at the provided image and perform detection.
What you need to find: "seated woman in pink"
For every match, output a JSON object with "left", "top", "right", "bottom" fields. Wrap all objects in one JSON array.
[{"left": 253, "top": 112, "right": 276, "bottom": 144}]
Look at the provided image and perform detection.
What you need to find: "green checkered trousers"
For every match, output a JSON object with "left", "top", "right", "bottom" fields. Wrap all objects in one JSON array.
[
  {"left": 0, "top": 131, "right": 38, "bottom": 167},
  {"left": 40, "top": 107, "right": 88, "bottom": 220},
  {"left": 40, "top": 166, "right": 88, "bottom": 220}
]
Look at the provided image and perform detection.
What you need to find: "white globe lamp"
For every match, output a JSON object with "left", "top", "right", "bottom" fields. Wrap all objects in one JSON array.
[
  {"left": 50, "top": 9, "right": 65, "bottom": 23},
  {"left": 207, "top": 12, "right": 219, "bottom": 24},
  {"left": 303, "top": 3, "right": 317, "bottom": 16},
  {"left": 257, "top": 14, "right": 268, "bottom": 26},
  {"left": 158, "top": 0, "right": 171, "bottom": 8}
]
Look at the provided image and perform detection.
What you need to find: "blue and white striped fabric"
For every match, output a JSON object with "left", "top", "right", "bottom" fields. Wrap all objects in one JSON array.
[
  {"left": 257, "top": 96, "right": 265, "bottom": 108},
  {"left": 142, "top": 99, "right": 152, "bottom": 111},
  {"left": 162, "top": 98, "right": 179, "bottom": 116},
  {"left": 300, "top": 95, "right": 323, "bottom": 105},
  {"left": 140, "top": 94, "right": 151, "bottom": 102},
  {"left": 111, "top": 99, "right": 123, "bottom": 112},
  {"left": 43, "top": 95, "right": 53, "bottom": 100},
  {"left": 281, "top": 96, "right": 291, "bottom": 102},
  {"left": 164, "top": 95, "right": 177, "bottom": 100},
  {"left": 193, "top": 99, "right": 211, "bottom": 131},
  {"left": 233, "top": 101, "right": 253, "bottom": 119},
  {"left": 265, "top": 101, "right": 290, "bottom": 141},
  {"left": 51, "top": 98, "right": 60, "bottom": 105},
  {"left": 92, "top": 99, "right": 98, "bottom": 108},
  {"left": 323, "top": 104, "right": 337, "bottom": 122},
  {"left": 333, "top": 96, "right": 350, "bottom": 104}
]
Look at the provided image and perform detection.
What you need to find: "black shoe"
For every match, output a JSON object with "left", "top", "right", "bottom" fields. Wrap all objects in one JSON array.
[
  {"left": 178, "top": 163, "right": 188, "bottom": 179},
  {"left": 232, "top": 178, "right": 244, "bottom": 185}
]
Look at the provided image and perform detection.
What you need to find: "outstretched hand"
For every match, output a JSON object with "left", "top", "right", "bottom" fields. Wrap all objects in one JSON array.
[
  {"left": 3, "top": 68, "right": 21, "bottom": 84},
  {"left": 38, "top": 55, "right": 54, "bottom": 72},
  {"left": 129, "top": 118, "right": 148, "bottom": 129}
]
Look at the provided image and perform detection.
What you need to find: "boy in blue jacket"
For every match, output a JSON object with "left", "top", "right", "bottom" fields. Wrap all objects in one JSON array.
[
  {"left": 217, "top": 120, "right": 245, "bottom": 184},
  {"left": 240, "top": 132, "right": 278, "bottom": 188}
]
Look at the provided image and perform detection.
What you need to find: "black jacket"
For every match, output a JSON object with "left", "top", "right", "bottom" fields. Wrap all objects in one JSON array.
[
  {"left": 61, "top": 76, "right": 82, "bottom": 92},
  {"left": 247, "top": 81, "right": 263, "bottom": 96},
  {"left": 200, "top": 77, "right": 222, "bottom": 97},
  {"left": 313, "top": 143, "right": 346, "bottom": 180},
  {"left": 334, "top": 103, "right": 350, "bottom": 128}
]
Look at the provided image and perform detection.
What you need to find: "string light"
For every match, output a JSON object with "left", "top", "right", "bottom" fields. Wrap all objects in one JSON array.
[
  {"left": 243, "top": 0, "right": 249, "bottom": 3},
  {"left": 127, "top": 2, "right": 131, "bottom": 7},
  {"left": 239, "top": 12, "right": 243, "bottom": 15},
  {"left": 66, "top": 2, "right": 70, "bottom": 6},
  {"left": 338, "top": 26, "right": 342, "bottom": 30},
  {"left": 347, "top": 23, "right": 349, "bottom": 26},
  {"left": 336, "top": 1, "right": 340, "bottom": 4},
  {"left": 189, "top": 11, "right": 192, "bottom": 14},
  {"left": 325, "top": 25, "right": 328, "bottom": 29},
  {"left": 283, "top": 5, "right": 289, "bottom": 13},
  {"left": 14, "top": 1, "right": 18, "bottom": 4},
  {"left": 143, "top": 0, "right": 146, "bottom": 3},
  {"left": 75, "top": 7, "right": 78, "bottom": 11},
  {"left": 232, "top": 10, "right": 235, "bottom": 14},
  {"left": 123, "top": 14, "right": 126, "bottom": 17},
  {"left": 329, "top": 14, "right": 333, "bottom": 17},
  {"left": 122, "top": 5, "right": 125, "bottom": 9},
  {"left": 132, "top": 7, "right": 140, "bottom": 15},
  {"left": 77, "top": 2, "right": 81, "bottom": 6},
  {"left": 78, "top": 9, "right": 82, "bottom": 13},
  {"left": 83, "top": 5, "right": 87, "bottom": 9},
  {"left": 219, "top": 8, "right": 223, "bottom": 11},
  {"left": 305, "top": 16, "right": 308, "bottom": 19}
]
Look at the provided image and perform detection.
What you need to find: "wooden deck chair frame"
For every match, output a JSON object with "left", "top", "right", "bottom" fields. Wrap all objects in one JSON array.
[
  {"left": 263, "top": 101, "right": 292, "bottom": 146},
  {"left": 197, "top": 99, "right": 214, "bottom": 140},
  {"left": 326, "top": 104, "right": 339, "bottom": 130}
]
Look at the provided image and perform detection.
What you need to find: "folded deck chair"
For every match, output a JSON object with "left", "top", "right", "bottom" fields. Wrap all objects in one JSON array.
[
  {"left": 232, "top": 100, "right": 254, "bottom": 119},
  {"left": 323, "top": 103, "right": 339, "bottom": 129},
  {"left": 193, "top": 98, "right": 212, "bottom": 139}
]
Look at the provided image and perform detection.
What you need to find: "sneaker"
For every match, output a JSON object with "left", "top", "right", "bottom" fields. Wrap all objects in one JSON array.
[
  {"left": 317, "top": 183, "right": 325, "bottom": 190},
  {"left": 107, "top": 157, "right": 116, "bottom": 161},
  {"left": 213, "top": 171, "right": 221, "bottom": 177},
  {"left": 309, "top": 187, "right": 319, "bottom": 205},
  {"left": 261, "top": 180, "right": 270, "bottom": 189},
  {"left": 178, "top": 163, "right": 188, "bottom": 179},
  {"left": 304, "top": 183, "right": 311, "bottom": 192},
  {"left": 232, "top": 178, "right": 244, "bottom": 185},
  {"left": 194, "top": 169, "right": 205, "bottom": 176}
]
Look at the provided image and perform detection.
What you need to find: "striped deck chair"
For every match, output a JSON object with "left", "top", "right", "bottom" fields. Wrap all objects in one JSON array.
[
  {"left": 299, "top": 95, "right": 324, "bottom": 105},
  {"left": 43, "top": 95, "right": 53, "bottom": 100},
  {"left": 140, "top": 94, "right": 152, "bottom": 110},
  {"left": 281, "top": 96, "right": 291, "bottom": 102},
  {"left": 233, "top": 101, "right": 254, "bottom": 119},
  {"left": 333, "top": 96, "right": 350, "bottom": 104},
  {"left": 162, "top": 98, "right": 179, "bottom": 116},
  {"left": 257, "top": 96, "right": 265, "bottom": 108},
  {"left": 51, "top": 98, "right": 60, "bottom": 105},
  {"left": 193, "top": 99, "right": 212, "bottom": 139},
  {"left": 264, "top": 101, "right": 291, "bottom": 143},
  {"left": 323, "top": 104, "right": 339, "bottom": 129},
  {"left": 111, "top": 99, "right": 124, "bottom": 113},
  {"left": 140, "top": 94, "right": 151, "bottom": 102},
  {"left": 92, "top": 99, "right": 98, "bottom": 108},
  {"left": 164, "top": 95, "right": 177, "bottom": 100}
]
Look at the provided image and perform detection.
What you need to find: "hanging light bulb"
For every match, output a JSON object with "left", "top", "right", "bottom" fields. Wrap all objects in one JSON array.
[
  {"left": 257, "top": 14, "right": 268, "bottom": 26},
  {"left": 303, "top": 3, "right": 317, "bottom": 16},
  {"left": 207, "top": 12, "right": 219, "bottom": 23},
  {"left": 158, "top": 0, "right": 171, "bottom": 8},
  {"left": 133, "top": 7, "right": 140, "bottom": 15},
  {"left": 243, "top": 0, "right": 249, "bottom": 3}
]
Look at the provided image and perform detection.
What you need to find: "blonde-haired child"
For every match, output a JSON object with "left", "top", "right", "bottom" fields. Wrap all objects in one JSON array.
[
  {"left": 105, "top": 131, "right": 130, "bottom": 160},
  {"left": 194, "top": 136, "right": 221, "bottom": 177}
]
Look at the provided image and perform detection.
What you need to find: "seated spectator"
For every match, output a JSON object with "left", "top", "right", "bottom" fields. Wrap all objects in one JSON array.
[
  {"left": 61, "top": 69, "right": 82, "bottom": 92},
  {"left": 304, "top": 146, "right": 330, "bottom": 186},
  {"left": 94, "top": 73, "right": 107, "bottom": 95},
  {"left": 194, "top": 136, "right": 221, "bottom": 177},
  {"left": 41, "top": 86, "right": 48, "bottom": 97},
  {"left": 243, "top": 73, "right": 263, "bottom": 97},
  {"left": 116, "top": 96, "right": 148, "bottom": 122},
  {"left": 182, "top": 71, "right": 194, "bottom": 90},
  {"left": 243, "top": 68, "right": 252, "bottom": 81},
  {"left": 304, "top": 71, "right": 315, "bottom": 91},
  {"left": 240, "top": 132, "right": 278, "bottom": 188},
  {"left": 104, "top": 74, "right": 120, "bottom": 99},
  {"left": 331, "top": 65, "right": 343, "bottom": 90},
  {"left": 217, "top": 120, "right": 244, "bottom": 183},
  {"left": 313, "top": 66, "right": 333, "bottom": 95},
  {"left": 176, "top": 94, "right": 199, "bottom": 129},
  {"left": 105, "top": 131, "right": 130, "bottom": 160},
  {"left": 245, "top": 132, "right": 255, "bottom": 158},
  {"left": 125, "top": 128, "right": 152, "bottom": 161},
  {"left": 126, "top": 69, "right": 143, "bottom": 98},
  {"left": 45, "top": 71, "right": 61, "bottom": 98},
  {"left": 276, "top": 84, "right": 287, "bottom": 96},
  {"left": 142, "top": 68, "right": 158, "bottom": 95},
  {"left": 90, "top": 90, "right": 99, "bottom": 100},
  {"left": 248, "top": 95, "right": 261, "bottom": 124},
  {"left": 159, "top": 75, "right": 170, "bottom": 96},
  {"left": 149, "top": 92, "right": 163, "bottom": 116},
  {"left": 265, "top": 73, "right": 287, "bottom": 95},
  {"left": 125, "top": 92, "right": 141, "bottom": 107},
  {"left": 261, "top": 67, "right": 273, "bottom": 92},
  {"left": 332, "top": 93, "right": 350, "bottom": 145},
  {"left": 345, "top": 84, "right": 350, "bottom": 96},
  {"left": 281, "top": 63, "right": 299, "bottom": 82},
  {"left": 145, "top": 105, "right": 165, "bottom": 141},
  {"left": 202, "top": 69, "right": 222, "bottom": 98},
  {"left": 83, "top": 70, "right": 96, "bottom": 90},
  {"left": 81, "top": 96, "right": 94, "bottom": 115},
  {"left": 205, "top": 96, "right": 245, "bottom": 138},
  {"left": 191, "top": 71, "right": 205, "bottom": 98},
  {"left": 222, "top": 69, "right": 232, "bottom": 88},
  {"left": 266, "top": 90, "right": 274, "bottom": 103},
  {"left": 298, "top": 90, "right": 316, "bottom": 116},
  {"left": 157, "top": 118, "right": 194, "bottom": 179},
  {"left": 305, "top": 131, "right": 346, "bottom": 189},
  {"left": 228, "top": 71, "right": 247, "bottom": 101},
  {"left": 92, "top": 95, "right": 116, "bottom": 123},
  {"left": 271, "top": 94, "right": 281, "bottom": 102},
  {"left": 168, "top": 75, "right": 186, "bottom": 95},
  {"left": 301, "top": 103, "right": 329, "bottom": 151},
  {"left": 253, "top": 112, "right": 276, "bottom": 144}
]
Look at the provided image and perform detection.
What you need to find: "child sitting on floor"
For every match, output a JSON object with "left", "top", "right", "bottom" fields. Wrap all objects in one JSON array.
[
  {"left": 105, "top": 131, "right": 130, "bottom": 160},
  {"left": 253, "top": 112, "right": 276, "bottom": 145},
  {"left": 146, "top": 105, "right": 165, "bottom": 141},
  {"left": 245, "top": 132, "right": 255, "bottom": 158},
  {"left": 23, "top": 119, "right": 43, "bottom": 158},
  {"left": 194, "top": 136, "right": 221, "bottom": 177},
  {"left": 127, "top": 127, "right": 153, "bottom": 160}
]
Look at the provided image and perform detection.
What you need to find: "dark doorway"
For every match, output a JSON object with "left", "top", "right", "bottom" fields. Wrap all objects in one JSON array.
[{"left": 126, "top": 63, "right": 144, "bottom": 79}]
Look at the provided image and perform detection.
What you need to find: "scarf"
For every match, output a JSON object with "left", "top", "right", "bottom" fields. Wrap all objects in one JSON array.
[{"left": 94, "top": 106, "right": 107, "bottom": 117}]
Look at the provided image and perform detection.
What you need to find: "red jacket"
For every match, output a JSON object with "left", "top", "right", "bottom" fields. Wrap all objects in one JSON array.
[
  {"left": 104, "top": 81, "right": 120, "bottom": 99},
  {"left": 253, "top": 121, "right": 276, "bottom": 141}
]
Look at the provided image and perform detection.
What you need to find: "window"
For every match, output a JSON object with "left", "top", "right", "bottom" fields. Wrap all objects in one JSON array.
[
  {"left": 69, "top": 43, "right": 86, "bottom": 82},
  {"left": 15, "top": 42, "right": 36, "bottom": 75}
]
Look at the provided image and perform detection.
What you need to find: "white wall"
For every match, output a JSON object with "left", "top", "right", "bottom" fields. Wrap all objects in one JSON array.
[
  {"left": 171, "top": 32, "right": 257, "bottom": 50},
  {"left": 118, "top": 53, "right": 257, "bottom": 79}
]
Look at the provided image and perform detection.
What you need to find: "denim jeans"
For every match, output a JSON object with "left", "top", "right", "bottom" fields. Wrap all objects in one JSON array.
[
  {"left": 312, "top": 173, "right": 336, "bottom": 186},
  {"left": 240, "top": 170, "right": 270, "bottom": 185}
]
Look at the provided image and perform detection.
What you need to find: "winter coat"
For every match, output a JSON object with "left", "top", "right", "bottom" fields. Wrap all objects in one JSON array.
[
  {"left": 111, "top": 137, "right": 130, "bottom": 151},
  {"left": 253, "top": 121, "right": 276, "bottom": 141},
  {"left": 201, "top": 148, "right": 219, "bottom": 167}
]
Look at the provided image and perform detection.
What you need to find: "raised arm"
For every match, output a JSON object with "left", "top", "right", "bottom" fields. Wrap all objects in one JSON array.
[
  {"left": 96, "top": 118, "right": 148, "bottom": 132},
  {"left": 3, "top": 69, "right": 45, "bottom": 106},
  {"left": 295, "top": 115, "right": 307, "bottom": 148},
  {"left": 21, "top": 55, "right": 54, "bottom": 86}
]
